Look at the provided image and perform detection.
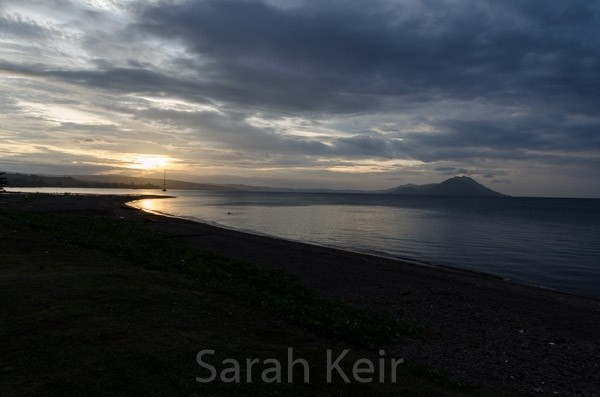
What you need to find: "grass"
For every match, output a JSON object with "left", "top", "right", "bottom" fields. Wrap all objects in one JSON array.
[
  {"left": 0, "top": 206, "right": 484, "bottom": 396},
  {"left": 4, "top": 210, "right": 424, "bottom": 347}
]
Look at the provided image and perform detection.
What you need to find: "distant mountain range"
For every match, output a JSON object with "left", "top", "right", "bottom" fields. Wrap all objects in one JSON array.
[
  {"left": 2, "top": 172, "right": 507, "bottom": 197},
  {"left": 3, "top": 173, "right": 163, "bottom": 190},
  {"left": 77, "top": 175, "right": 239, "bottom": 191}
]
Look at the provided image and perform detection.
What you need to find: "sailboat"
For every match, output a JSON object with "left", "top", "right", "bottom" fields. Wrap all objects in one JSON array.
[{"left": 162, "top": 169, "right": 167, "bottom": 192}]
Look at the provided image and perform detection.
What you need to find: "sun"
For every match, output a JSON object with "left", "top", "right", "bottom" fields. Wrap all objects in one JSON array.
[{"left": 131, "top": 155, "right": 169, "bottom": 170}]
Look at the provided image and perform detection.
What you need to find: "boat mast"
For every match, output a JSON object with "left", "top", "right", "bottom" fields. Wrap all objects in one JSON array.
[{"left": 162, "top": 168, "right": 167, "bottom": 191}]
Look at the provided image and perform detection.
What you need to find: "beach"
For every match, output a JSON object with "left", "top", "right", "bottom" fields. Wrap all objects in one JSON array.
[{"left": 1, "top": 193, "right": 599, "bottom": 396}]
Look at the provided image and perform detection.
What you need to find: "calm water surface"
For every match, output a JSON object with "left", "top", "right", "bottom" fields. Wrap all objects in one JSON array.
[{"left": 132, "top": 191, "right": 600, "bottom": 298}]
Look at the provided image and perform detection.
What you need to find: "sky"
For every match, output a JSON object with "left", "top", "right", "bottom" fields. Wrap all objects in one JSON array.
[{"left": 1, "top": 0, "right": 599, "bottom": 197}]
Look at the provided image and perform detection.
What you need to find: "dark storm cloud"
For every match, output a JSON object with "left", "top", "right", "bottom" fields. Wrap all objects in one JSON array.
[
  {"left": 136, "top": 0, "right": 600, "bottom": 114},
  {"left": 435, "top": 166, "right": 469, "bottom": 176},
  {"left": 401, "top": 115, "right": 600, "bottom": 160},
  {"left": 7, "top": 0, "right": 598, "bottom": 115}
]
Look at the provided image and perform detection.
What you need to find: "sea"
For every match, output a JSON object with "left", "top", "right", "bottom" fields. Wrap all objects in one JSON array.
[{"left": 8, "top": 187, "right": 600, "bottom": 298}]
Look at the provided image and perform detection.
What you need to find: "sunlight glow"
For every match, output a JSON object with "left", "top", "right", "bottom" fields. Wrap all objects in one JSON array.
[{"left": 130, "top": 155, "right": 170, "bottom": 170}]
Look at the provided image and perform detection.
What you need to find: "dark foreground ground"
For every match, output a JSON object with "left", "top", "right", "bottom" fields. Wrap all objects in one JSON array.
[{"left": 1, "top": 193, "right": 599, "bottom": 396}]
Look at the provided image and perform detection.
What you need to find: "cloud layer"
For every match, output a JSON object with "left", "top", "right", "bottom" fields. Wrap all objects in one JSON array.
[{"left": 1, "top": 0, "right": 599, "bottom": 196}]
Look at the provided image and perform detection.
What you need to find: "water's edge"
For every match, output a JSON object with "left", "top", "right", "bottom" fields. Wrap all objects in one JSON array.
[{"left": 127, "top": 199, "right": 592, "bottom": 300}]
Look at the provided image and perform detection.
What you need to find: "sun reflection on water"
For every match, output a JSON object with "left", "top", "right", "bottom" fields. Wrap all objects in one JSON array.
[{"left": 137, "top": 198, "right": 160, "bottom": 212}]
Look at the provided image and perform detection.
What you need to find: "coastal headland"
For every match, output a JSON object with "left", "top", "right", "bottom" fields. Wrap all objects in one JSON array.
[{"left": 1, "top": 193, "right": 598, "bottom": 396}]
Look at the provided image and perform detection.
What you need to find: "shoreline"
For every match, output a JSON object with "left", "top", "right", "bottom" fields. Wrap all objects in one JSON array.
[
  {"left": 130, "top": 197, "right": 599, "bottom": 303},
  {"left": 2, "top": 192, "right": 600, "bottom": 395},
  {"left": 127, "top": 197, "right": 596, "bottom": 301}
]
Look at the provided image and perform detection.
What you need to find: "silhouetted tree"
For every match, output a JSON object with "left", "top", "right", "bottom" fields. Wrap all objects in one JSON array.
[{"left": 0, "top": 172, "right": 7, "bottom": 191}]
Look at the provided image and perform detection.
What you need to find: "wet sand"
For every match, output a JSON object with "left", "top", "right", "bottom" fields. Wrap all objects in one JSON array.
[{"left": 2, "top": 192, "right": 599, "bottom": 396}]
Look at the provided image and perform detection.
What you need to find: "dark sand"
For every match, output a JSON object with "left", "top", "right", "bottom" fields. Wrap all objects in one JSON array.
[{"left": 2, "top": 193, "right": 599, "bottom": 396}]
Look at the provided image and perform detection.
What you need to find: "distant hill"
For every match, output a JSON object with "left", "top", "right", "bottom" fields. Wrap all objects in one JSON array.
[
  {"left": 79, "top": 175, "right": 238, "bottom": 191},
  {"left": 3, "top": 173, "right": 237, "bottom": 191},
  {"left": 225, "top": 177, "right": 506, "bottom": 196},
  {"left": 2, "top": 172, "right": 506, "bottom": 196},
  {"left": 4, "top": 173, "right": 161, "bottom": 189},
  {"left": 385, "top": 176, "right": 507, "bottom": 197}
]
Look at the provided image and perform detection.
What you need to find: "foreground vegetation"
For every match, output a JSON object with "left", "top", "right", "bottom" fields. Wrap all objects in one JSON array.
[{"left": 0, "top": 206, "right": 480, "bottom": 396}]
